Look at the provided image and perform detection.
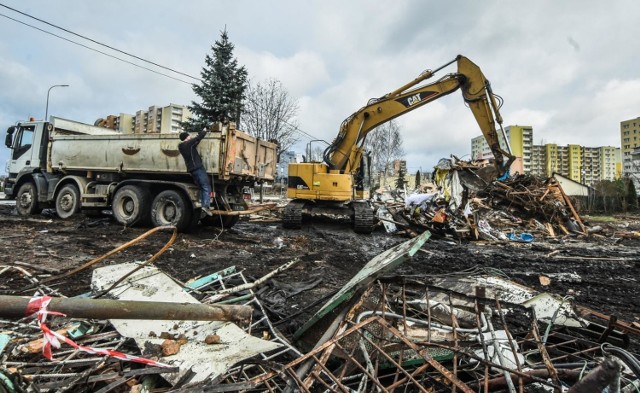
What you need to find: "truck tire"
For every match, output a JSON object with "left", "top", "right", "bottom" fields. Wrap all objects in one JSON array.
[
  {"left": 112, "top": 185, "right": 150, "bottom": 227},
  {"left": 150, "top": 190, "right": 193, "bottom": 232},
  {"left": 15, "top": 182, "right": 40, "bottom": 216},
  {"left": 55, "top": 184, "right": 81, "bottom": 219}
]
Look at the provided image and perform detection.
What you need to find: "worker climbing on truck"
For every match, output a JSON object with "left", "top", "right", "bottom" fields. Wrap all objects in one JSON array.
[{"left": 179, "top": 127, "right": 213, "bottom": 216}]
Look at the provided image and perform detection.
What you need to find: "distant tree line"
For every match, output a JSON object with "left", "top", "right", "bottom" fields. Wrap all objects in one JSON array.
[{"left": 583, "top": 178, "right": 639, "bottom": 213}]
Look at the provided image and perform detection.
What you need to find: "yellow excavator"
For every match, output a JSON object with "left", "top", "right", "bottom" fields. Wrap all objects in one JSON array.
[{"left": 284, "top": 55, "right": 515, "bottom": 233}]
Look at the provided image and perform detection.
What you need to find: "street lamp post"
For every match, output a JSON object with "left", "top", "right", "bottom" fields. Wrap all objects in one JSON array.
[{"left": 45, "top": 84, "right": 69, "bottom": 120}]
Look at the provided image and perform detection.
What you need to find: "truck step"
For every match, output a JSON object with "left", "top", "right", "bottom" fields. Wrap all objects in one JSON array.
[{"left": 81, "top": 194, "right": 108, "bottom": 207}]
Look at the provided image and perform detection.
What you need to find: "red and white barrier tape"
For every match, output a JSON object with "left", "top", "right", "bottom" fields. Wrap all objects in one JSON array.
[{"left": 26, "top": 295, "right": 172, "bottom": 368}]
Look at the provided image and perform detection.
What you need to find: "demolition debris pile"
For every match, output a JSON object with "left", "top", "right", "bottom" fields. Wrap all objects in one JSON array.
[
  {"left": 1, "top": 215, "right": 640, "bottom": 392},
  {"left": 376, "top": 158, "right": 588, "bottom": 241}
]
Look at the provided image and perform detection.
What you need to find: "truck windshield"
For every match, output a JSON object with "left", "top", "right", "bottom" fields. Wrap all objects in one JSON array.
[{"left": 13, "top": 126, "right": 35, "bottom": 159}]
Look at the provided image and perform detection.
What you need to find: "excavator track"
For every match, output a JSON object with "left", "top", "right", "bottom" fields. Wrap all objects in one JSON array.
[
  {"left": 283, "top": 200, "right": 304, "bottom": 229},
  {"left": 352, "top": 201, "right": 374, "bottom": 234}
]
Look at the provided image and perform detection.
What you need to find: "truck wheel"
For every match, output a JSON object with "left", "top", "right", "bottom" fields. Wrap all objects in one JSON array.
[
  {"left": 55, "top": 184, "right": 81, "bottom": 219},
  {"left": 112, "top": 185, "right": 150, "bottom": 227},
  {"left": 150, "top": 190, "right": 193, "bottom": 232},
  {"left": 16, "top": 182, "right": 40, "bottom": 216}
]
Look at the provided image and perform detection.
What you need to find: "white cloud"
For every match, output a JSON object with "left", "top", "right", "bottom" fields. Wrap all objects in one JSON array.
[
  {"left": 239, "top": 49, "right": 331, "bottom": 97},
  {"left": 1, "top": 0, "right": 639, "bottom": 171}
]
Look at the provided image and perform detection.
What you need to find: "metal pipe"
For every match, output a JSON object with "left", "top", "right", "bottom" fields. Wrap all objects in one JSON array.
[
  {"left": 356, "top": 309, "right": 487, "bottom": 333},
  {"left": 486, "top": 312, "right": 517, "bottom": 393},
  {"left": 0, "top": 295, "right": 252, "bottom": 322}
]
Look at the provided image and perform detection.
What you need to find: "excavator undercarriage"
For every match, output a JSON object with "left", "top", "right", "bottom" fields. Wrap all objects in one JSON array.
[{"left": 283, "top": 199, "right": 375, "bottom": 233}]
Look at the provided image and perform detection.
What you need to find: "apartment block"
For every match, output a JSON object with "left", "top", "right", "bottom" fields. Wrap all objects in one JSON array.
[
  {"left": 471, "top": 125, "right": 621, "bottom": 185},
  {"left": 471, "top": 125, "right": 532, "bottom": 174},
  {"left": 600, "top": 146, "right": 621, "bottom": 182},
  {"left": 541, "top": 144, "right": 620, "bottom": 184},
  {"left": 630, "top": 148, "right": 640, "bottom": 193},
  {"left": 98, "top": 104, "right": 191, "bottom": 134},
  {"left": 530, "top": 145, "right": 546, "bottom": 176},
  {"left": 94, "top": 113, "right": 134, "bottom": 133},
  {"left": 621, "top": 117, "right": 640, "bottom": 176},
  {"left": 134, "top": 104, "right": 191, "bottom": 133}
]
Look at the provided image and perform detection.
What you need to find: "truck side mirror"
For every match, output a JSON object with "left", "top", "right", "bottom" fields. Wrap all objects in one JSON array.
[{"left": 5, "top": 126, "right": 15, "bottom": 148}]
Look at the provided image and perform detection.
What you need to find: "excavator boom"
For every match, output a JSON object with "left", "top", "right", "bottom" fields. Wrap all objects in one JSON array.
[{"left": 323, "top": 55, "right": 514, "bottom": 174}]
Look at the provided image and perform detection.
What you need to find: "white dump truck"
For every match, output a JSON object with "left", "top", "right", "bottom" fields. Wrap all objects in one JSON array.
[{"left": 3, "top": 117, "right": 277, "bottom": 231}]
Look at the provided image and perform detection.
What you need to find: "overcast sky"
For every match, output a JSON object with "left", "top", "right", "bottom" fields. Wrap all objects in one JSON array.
[{"left": 1, "top": 0, "right": 639, "bottom": 173}]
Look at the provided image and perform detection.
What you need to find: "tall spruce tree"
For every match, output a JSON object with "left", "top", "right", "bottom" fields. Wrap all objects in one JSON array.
[{"left": 185, "top": 29, "right": 248, "bottom": 132}]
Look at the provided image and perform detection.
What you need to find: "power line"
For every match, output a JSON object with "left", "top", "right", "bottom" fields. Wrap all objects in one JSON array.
[
  {"left": 0, "top": 12, "right": 193, "bottom": 85},
  {"left": 0, "top": 3, "right": 200, "bottom": 81},
  {"left": 0, "top": 3, "right": 327, "bottom": 142}
]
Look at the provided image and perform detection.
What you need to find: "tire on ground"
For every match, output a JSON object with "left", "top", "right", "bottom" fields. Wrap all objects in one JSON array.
[
  {"left": 15, "top": 182, "right": 40, "bottom": 216},
  {"left": 55, "top": 183, "right": 81, "bottom": 219},
  {"left": 112, "top": 185, "right": 151, "bottom": 226},
  {"left": 150, "top": 189, "right": 194, "bottom": 232}
]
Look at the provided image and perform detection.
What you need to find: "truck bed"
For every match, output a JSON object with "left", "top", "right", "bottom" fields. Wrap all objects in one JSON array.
[{"left": 48, "top": 121, "right": 276, "bottom": 182}]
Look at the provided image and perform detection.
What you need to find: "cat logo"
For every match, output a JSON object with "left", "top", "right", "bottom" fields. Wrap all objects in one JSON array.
[{"left": 407, "top": 93, "right": 422, "bottom": 106}]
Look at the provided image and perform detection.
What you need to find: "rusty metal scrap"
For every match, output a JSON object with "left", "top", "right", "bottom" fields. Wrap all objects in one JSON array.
[
  {"left": 206, "top": 274, "right": 640, "bottom": 393},
  {"left": 377, "top": 168, "right": 591, "bottom": 240},
  {"left": 2, "top": 225, "right": 640, "bottom": 392}
]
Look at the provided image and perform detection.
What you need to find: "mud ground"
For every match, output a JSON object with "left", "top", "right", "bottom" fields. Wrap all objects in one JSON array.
[{"left": 1, "top": 204, "right": 639, "bottom": 339}]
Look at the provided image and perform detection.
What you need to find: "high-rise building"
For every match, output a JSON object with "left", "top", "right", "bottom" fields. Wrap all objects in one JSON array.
[
  {"left": 94, "top": 114, "right": 134, "bottom": 133},
  {"left": 599, "top": 146, "right": 621, "bottom": 182},
  {"left": 134, "top": 104, "right": 191, "bottom": 133},
  {"left": 530, "top": 145, "right": 546, "bottom": 176},
  {"left": 471, "top": 125, "right": 532, "bottom": 174},
  {"left": 630, "top": 148, "right": 640, "bottom": 193},
  {"left": 621, "top": 116, "right": 640, "bottom": 176},
  {"left": 99, "top": 104, "right": 191, "bottom": 134},
  {"left": 471, "top": 125, "right": 620, "bottom": 185},
  {"left": 541, "top": 144, "right": 619, "bottom": 184}
]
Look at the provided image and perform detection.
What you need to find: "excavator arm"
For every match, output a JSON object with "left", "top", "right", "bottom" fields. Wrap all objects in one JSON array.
[
  {"left": 284, "top": 55, "right": 515, "bottom": 233},
  {"left": 323, "top": 55, "right": 515, "bottom": 175}
]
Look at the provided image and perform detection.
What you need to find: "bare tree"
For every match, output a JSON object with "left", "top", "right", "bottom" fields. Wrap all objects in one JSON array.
[
  {"left": 363, "top": 120, "right": 405, "bottom": 175},
  {"left": 241, "top": 78, "right": 299, "bottom": 161},
  {"left": 309, "top": 146, "right": 324, "bottom": 162}
]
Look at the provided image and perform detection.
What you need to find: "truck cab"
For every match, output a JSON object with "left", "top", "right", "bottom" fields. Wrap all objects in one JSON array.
[{"left": 4, "top": 120, "right": 48, "bottom": 197}]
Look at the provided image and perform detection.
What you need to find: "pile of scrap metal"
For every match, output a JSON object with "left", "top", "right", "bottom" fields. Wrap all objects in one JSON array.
[
  {"left": 210, "top": 232, "right": 640, "bottom": 392},
  {"left": 375, "top": 158, "right": 586, "bottom": 241},
  {"left": 2, "top": 231, "right": 640, "bottom": 392},
  {"left": 0, "top": 260, "right": 301, "bottom": 392}
]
